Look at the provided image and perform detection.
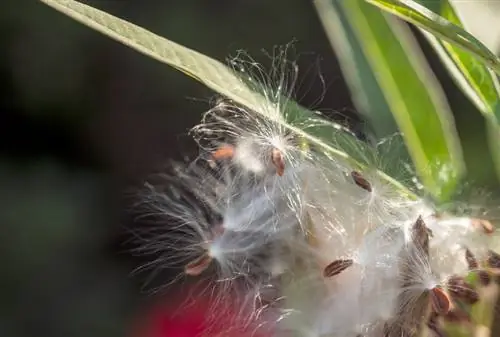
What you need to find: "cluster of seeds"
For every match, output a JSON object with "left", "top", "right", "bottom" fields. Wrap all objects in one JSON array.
[{"left": 133, "top": 54, "right": 500, "bottom": 337}]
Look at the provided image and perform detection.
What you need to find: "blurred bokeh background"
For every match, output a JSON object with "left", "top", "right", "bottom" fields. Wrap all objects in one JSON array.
[{"left": 1, "top": 1, "right": 499, "bottom": 337}]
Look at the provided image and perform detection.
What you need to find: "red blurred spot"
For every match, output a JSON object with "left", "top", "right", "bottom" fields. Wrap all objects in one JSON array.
[{"left": 131, "top": 290, "right": 273, "bottom": 337}]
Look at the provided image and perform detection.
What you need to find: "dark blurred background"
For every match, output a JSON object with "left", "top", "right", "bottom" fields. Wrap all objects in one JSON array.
[
  {"left": 0, "top": 1, "right": 358, "bottom": 337},
  {"left": 3, "top": 1, "right": 500, "bottom": 337}
]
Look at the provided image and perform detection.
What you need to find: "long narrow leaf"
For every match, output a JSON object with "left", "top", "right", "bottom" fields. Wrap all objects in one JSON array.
[
  {"left": 363, "top": 0, "right": 500, "bottom": 77},
  {"left": 413, "top": 0, "right": 500, "bottom": 183},
  {"left": 317, "top": 0, "right": 464, "bottom": 201},
  {"left": 314, "top": 0, "right": 414, "bottom": 183},
  {"left": 38, "top": 0, "right": 416, "bottom": 197},
  {"left": 314, "top": 0, "right": 397, "bottom": 139},
  {"left": 414, "top": 0, "right": 500, "bottom": 121}
]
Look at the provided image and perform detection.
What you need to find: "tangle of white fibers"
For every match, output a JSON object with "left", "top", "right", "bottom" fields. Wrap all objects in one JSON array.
[{"left": 132, "top": 47, "right": 500, "bottom": 337}]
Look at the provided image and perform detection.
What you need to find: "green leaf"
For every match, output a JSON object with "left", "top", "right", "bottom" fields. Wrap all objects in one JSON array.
[
  {"left": 314, "top": 0, "right": 416, "bottom": 186},
  {"left": 363, "top": 0, "right": 500, "bottom": 77},
  {"left": 413, "top": 0, "right": 500, "bottom": 121},
  {"left": 39, "top": 0, "right": 416, "bottom": 198},
  {"left": 412, "top": 0, "right": 500, "bottom": 183},
  {"left": 314, "top": 0, "right": 398, "bottom": 139},
  {"left": 316, "top": 0, "right": 464, "bottom": 202}
]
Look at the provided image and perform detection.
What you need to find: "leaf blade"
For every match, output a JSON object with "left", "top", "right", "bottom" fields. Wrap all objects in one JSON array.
[
  {"left": 363, "top": 0, "right": 500, "bottom": 77},
  {"left": 319, "top": 0, "right": 465, "bottom": 201},
  {"left": 412, "top": 0, "right": 500, "bottom": 183},
  {"left": 39, "top": 0, "right": 418, "bottom": 199}
]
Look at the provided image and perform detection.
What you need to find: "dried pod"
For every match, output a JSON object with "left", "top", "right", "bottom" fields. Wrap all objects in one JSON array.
[
  {"left": 465, "top": 248, "right": 478, "bottom": 270},
  {"left": 351, "top": 171, "right": 372, "bottom": 192},
  {"left": 470, "top": 218, "right": 494, "bottom": 235},
  {"left": 446, "top": 276, "right": 479, "bottom": 305},
  {"left": 212, "top": 145, "right": 235, "bottom": 160},
  {"left": 185, "top": 253, "right": 213, "bottom": 276},
  {"left": 323, "top": 259, "right": 353, "bottom": 278},
  {"left": 430, "top": 286, "right": 452, "bottom": 315},
  {"left": 271, "top": 148, "right": 285, "bottom": 176}
]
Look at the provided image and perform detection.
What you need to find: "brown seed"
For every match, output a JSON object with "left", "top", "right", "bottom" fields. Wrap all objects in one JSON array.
[
  {"left": 323, "top": 259, "right": 353, "bottom": 278},
  {"left": 412, "top": 216, "right": 432, "bottom": 253},
  {"left": 351, "top": 171, "right": 372, "bottom": 192},
  {"left": 443, "top": 308, "right": 471, "bottom": 323},
  {"left": 471, "top": 218, "right": 494, "bottom": 235},
  {"left": 212, "top": 145, "right": 235, "bottom": 160},
  {"left": 430, "top": 286, "right": 452, "bottom": 315},
  {"left": 271, "top": 148, "right": 285, "bottom": 176},
  {"left": 487, "top": 250, "right": 500, "bottom": 269},
  {"left": 446, "top": 276, "right": 479, "bottom": 305},
  {"left": 465, "top": 248, "right": 478, "bottom": 270},
  {"left": 184, "top": 253, "right": 213, "bottom": 276},
  {"left": 427, "top": 312, "right": 446, "bottom": 337},
  {"left": 476, "top": 270, "right": 491, "bottom": 286}
]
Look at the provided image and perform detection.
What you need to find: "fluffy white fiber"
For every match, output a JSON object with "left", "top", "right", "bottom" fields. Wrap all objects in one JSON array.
[{"left": 132, "top": 49, "right": 500, "bottom": 337}]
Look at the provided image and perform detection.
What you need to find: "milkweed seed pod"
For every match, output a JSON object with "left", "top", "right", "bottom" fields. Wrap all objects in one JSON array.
[{"left": 132, "top": 50, "right": 500, "bottom": 337}]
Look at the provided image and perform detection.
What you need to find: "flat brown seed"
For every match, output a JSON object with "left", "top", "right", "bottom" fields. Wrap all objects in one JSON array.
[
  {"left": 430, "top": 286, "right": 452, "bottom": 315},
  {"left": 487, "top": 250, "right": 500, "bottom": 269},
  {"left": 476, "top": 270, "right": 491, "bottom": 286},
  {"left": 443, "top": 308, "right": 471, "bottom": 323},
  {"left": 184, "top": 253, "right": 213, "bottom": 276},
  {"left": 447, "top": 276, "right": 479, "bottom": 305},
  {"left": 271, "top": 148, "right": 285, "bottom": 176},
  {"left": 465, "top": 248, "right": 478, "bottom": 270},
  {"left": 427, "top": 312, "right": 446, "bottom": 337},
  {"left": 412, "top": 216, "right": 432, "bottom": 253},
  {"left": 351, "top": 171, "right": 372, "bottom": 192},
  {"left": 471, "top": 218, "right": 494, "bottom": 235},
  {"left": 212, "top": 145, "right": 235, "bottom": 160},
  {"left": 323, "top": 259, "right": 353, "bottom": 278}
]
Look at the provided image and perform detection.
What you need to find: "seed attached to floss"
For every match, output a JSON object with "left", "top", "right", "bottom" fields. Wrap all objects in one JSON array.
[
  {"left": 184, "top": 253, "right": 213, "bottom": 276},
  {"left": 412, "top": 216, "right": 432, "bottom": 253},
  {"left": 427, "top": 312, "right": 445, "bottom": 337},
  {"left": 487, "top": 250, "right": 500, "bottom": 269},
  {"left": 443, "top": 308, "right": 471, "bottom": 324},
  {"left": 351, "top": 171, "right": 372, "bottom": 192},
  {"left": 429, "top": 286, "right": 452, "bottom": 315},
  {"left": 271, "top": 148, "right": 285, "bottom": 176},
  {"left": 471, "top": 218, "right": 494, "bottom": 235},
  {"left": 212, "top": 144, "right": 235, "bottom": 160},
  {"left": 323, "top": 259, "right": 354, "bottom": 278},
  {"left": 465, "top": 248, "right": 478, "bottom": 270},
  {"left": 446, "top": 276, "right": 479, "bottom": 305},
  {"left": 476, "top": 270, "right": 491, "bottom": 286}
]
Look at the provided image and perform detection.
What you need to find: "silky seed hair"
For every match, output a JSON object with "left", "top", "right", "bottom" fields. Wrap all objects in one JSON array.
[{"left": 130, "top": 46, "right": 500, "bottom": 337}]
